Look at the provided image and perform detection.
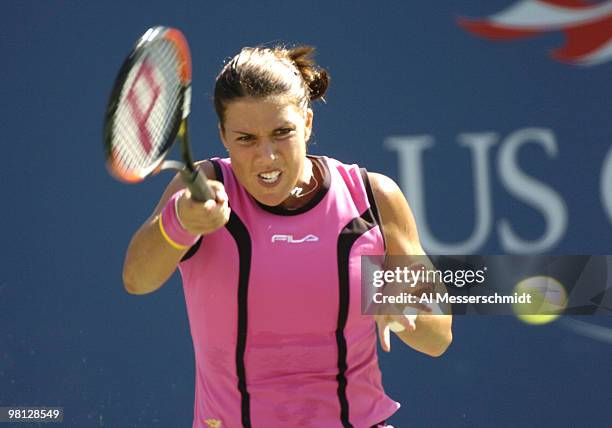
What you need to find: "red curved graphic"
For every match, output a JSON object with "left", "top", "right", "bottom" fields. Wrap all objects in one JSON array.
[{"left": 458, "top": 0, "right": 612, "bottom": 65}]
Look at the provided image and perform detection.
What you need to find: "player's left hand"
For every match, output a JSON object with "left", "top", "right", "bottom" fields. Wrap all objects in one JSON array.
[
  {"left": 374, "top": 313, "right": 418, "bottom": 352},
  {"left": 373, "top": 261, "right": 436, "bottom": 352}
]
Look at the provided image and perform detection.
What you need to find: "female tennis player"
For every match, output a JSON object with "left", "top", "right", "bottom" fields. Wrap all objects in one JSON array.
[{"left": 123, "top": 45, "right": 452, "bottom": 428}]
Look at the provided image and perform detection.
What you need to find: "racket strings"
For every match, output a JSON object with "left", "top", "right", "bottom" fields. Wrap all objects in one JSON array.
[
  {"left": 114, "top": 49, "right": 180, "bottom": 171},
  {"left": 111, "top": 39, "right": 184, "bottom": 178}
]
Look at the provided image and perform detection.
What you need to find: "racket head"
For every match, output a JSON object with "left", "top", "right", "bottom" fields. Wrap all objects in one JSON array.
[{"left": 104, "top": 26, "right": 192, "bottom": 183}]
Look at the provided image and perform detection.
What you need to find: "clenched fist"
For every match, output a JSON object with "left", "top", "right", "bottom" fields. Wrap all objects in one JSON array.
[{"left": 176, "top": 180, "right": 231, "bottom": 236}]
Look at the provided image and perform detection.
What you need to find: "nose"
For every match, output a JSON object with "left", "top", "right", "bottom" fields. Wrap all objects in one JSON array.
[{"left": 258, "top": 138, "right": 277, "bottom": 161}]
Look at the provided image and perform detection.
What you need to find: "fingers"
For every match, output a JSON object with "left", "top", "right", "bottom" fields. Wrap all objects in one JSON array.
[
  {"left": 377, "top": 316, "right": 391, "bottom": 353},
  {"left": 388, "top": 314, "right": 417, "bottom": 333},
  {"left": 403, "top": 314, "right": 417, "bottom": 331},
  {"left": 208, "top": 180, "right": 228, "bottom": 203},
  {"left": 388, "top": 320, "right": 406, "bottom": 333},
  {"left": 204, "top": 199, "right": 216, "bottom": 210},
  {"left": 177, "top": 181, "right": 231, "bottom": 235},
  {"left": 376, "top": 312, "right": 420, "bottom": 353},
  {"left": 377, "top": 266, "right": 434, "bottom": 315}
]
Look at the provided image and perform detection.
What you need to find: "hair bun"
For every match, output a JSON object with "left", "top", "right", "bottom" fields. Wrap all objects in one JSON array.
[{"left": 287, "top": 46, "right": 330, "bottom": 101}]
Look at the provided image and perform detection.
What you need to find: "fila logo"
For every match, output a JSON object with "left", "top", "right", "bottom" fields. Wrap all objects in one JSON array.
[{"left": 271, "top": 234, "right": 319, "bottom": 243}]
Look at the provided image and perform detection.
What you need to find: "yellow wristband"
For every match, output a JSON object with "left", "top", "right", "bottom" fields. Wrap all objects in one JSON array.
[{"left": 158, "top": 214, "right": 190, "bottom": 250}]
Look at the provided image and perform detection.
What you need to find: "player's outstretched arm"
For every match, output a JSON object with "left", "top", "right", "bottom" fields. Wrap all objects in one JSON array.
[
  {"left": 369, "top": 172, "right": 453, "bottom": 356},
  {"left": 122, "top": 161, "right": 229, "bottom": 295}
]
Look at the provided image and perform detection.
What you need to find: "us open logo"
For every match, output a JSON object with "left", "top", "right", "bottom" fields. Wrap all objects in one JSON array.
[{"left": 458, "top": 0, "right": 612, "bottom": 66}]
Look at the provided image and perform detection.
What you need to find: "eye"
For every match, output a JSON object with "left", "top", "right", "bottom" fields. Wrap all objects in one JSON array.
[
  {"left": 275, "top": 127, "right": 295, "bottom": 138},
  {"left": 236, "top": 135, "right": 255, "bottom": 144}
]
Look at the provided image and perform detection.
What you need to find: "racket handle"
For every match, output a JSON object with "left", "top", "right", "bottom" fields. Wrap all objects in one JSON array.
[{"left": 180, "top": 168, "right": 214, "bottom": 202}]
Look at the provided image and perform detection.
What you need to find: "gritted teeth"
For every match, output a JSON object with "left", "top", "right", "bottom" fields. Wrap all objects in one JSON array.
[
  {"left": 258, "top": 170, "right": 281, "bottom": 182},
  {"left": 258, "top": 170, "right": 281, "bottom": 184}
]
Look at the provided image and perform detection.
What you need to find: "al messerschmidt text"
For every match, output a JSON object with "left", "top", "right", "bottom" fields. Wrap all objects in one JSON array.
[{"left": 372, "top": 292, "right": 532, "bottom": 305}]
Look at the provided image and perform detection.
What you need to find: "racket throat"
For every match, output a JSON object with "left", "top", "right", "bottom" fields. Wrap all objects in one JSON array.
[
  {"left": 160, "top": 159, "right": 187, "bottom": 172},
  {"left": 178, "top": 119, "right": 196, "bottom": 171}
]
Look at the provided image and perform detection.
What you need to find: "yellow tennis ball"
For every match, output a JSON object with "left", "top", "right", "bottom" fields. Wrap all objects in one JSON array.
[{"left": 512, "top": 276, "right": 567, "bottom": 325}]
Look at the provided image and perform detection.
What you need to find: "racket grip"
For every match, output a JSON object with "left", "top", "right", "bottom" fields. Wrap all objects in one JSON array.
[{"left": 180, "top": 168, "right": 214, "bottom": 202}]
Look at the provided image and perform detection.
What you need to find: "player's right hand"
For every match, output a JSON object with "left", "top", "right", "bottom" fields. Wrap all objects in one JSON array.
[{"left": 176, "top": 180, "right": 230, "bottom": 236}]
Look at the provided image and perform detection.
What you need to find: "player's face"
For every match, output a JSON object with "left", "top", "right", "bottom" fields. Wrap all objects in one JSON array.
[{"left": 220, "top": 96, "right": 313, "bottom": 207}]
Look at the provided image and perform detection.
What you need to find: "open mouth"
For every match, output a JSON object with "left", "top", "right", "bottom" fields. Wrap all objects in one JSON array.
[{"left": 258, "top": 170, "right": 282, "bottom": 184}]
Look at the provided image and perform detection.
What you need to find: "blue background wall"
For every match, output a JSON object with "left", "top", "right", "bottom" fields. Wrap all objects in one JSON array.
[{"left": 2, "top": 1, "right": 611, "bottom": 426}]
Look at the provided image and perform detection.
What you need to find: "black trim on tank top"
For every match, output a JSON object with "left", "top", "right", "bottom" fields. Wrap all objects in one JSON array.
[
  {"left": 180, "top": 159, "right": 224, "bottom": 262},
  {"left": 210, "top": 158, "right": 223, "bottom": 184},
  {"left": 181, "top": 158, "right": 385, "bottom": 426},
  {"left": 181, "top": 236, "right": 202, "bottom": 262},
  {"left": 359, "top": 168, "right": 386, "bottom": 252},
  {"left": 181, "top": 158, "right": 253, "bottom": 426},
  {"left": 254, "top": 155, "right": 331, "bottom": 216},
  {"left": 224, "top": 211, "right": 253, "bottom": 428},
  {"left": 336, "top": 208, "right": 377, "bottom": 428}
]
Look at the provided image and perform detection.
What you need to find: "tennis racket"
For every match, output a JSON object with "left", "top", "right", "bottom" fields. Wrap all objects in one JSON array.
[{"left": 103, "top": 26, "right": 212, "bottom": 201}]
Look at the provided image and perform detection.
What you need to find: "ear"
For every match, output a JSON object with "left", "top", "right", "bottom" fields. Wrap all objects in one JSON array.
[
  {"left": 218, "top": 123, "right": 229, "bottom": 151},
  {"left": 304, "top": 108, "right": 314, "bottom": 142}
]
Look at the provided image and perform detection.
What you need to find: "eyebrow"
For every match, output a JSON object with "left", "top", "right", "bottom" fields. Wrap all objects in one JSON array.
[{"left": 229, "top": 122, "right": 296, "bottom": 135}]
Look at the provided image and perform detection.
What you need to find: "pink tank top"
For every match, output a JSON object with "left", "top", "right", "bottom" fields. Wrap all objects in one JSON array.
[{"left": 179, "top": 156, "right": 399, "bottom": 428}]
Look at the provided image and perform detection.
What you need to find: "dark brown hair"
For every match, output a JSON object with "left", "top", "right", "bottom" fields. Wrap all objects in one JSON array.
[{"left": 214, "top": 45, "right": 329, "bottom": 124}]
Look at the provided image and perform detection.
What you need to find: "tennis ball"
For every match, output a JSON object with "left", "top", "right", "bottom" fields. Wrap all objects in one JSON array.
[{"left": 512, "top": 276, "right": 567, "bottom": 325}]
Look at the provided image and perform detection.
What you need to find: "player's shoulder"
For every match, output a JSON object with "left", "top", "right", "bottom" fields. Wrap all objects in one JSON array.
[
  {"left": 366, "top": 172, "right": 413, "bottom": 225},
  {"left": 367, "top": 172, "right": 403, "bottom": 204},
  {"left": 366, "top": 172, "right": 422, "bottom": 249},
  {"left": 326, "top": 158, "right": 403, "bottom": 208}
]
